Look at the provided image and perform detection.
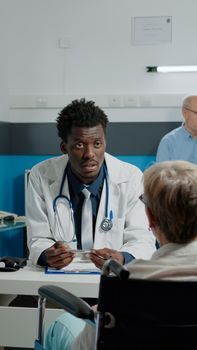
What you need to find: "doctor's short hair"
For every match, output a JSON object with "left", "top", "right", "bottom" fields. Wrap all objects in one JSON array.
[
  {"left": 57, "top": 98, "right": 109, "bottom": 142},
  {"left": 143, "top": 160, "right": 197, "bottom": 244}
]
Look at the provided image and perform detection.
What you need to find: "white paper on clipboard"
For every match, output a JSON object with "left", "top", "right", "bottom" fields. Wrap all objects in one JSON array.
[{"left": 47, "top": 255, "right": 100, "bottom": 274}]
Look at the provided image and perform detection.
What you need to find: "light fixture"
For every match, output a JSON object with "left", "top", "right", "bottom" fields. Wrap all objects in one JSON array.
[{"left": 146, "top": 66, "right": 197, "bottom": 73}]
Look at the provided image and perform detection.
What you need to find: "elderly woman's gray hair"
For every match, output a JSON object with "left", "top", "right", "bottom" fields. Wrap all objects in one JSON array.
[{"left": 143, "top": 160, "right": 197, "bottom": 243}]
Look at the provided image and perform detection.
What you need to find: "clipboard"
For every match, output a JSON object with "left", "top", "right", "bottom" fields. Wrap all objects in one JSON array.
[
  {"left": 44, "top": 257, "right": 101, "bottom": 275},
  {"left": 45, "top": 266, "right": 101, "bottom": 275}
]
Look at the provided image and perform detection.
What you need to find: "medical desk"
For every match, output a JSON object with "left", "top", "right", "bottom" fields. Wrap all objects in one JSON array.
[{"left": 0, "top": 261, "right": 100, "bottom": 348}]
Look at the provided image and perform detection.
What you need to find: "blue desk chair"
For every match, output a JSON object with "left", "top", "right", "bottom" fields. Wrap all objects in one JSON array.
[{"left": 35, "top": 260, "right": 197, "bottom": 350}]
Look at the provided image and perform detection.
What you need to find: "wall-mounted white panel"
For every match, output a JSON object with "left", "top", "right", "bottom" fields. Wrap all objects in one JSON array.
[
  {"left": 9, "top": 94, "right": 185, "bottom": 109},
  {"left": 9, "top": 105, "right": 182, "bottom": 123},
  {"left": 8, "top": 93, "right": 185, "bottom": 122}
]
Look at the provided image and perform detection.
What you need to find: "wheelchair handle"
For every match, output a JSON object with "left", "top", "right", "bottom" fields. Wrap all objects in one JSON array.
[
  {"left": 38, "top": 285, "right": 95, "bottom": 320},
  {"left": 102, "top": 259, "right": 129, "bottom": 280}
]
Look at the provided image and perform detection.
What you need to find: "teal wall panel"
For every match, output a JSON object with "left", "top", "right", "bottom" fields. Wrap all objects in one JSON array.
[
  {"left": 0, "top": 156, "right": 13, "bottom": 211},
  {"left": 116, "top": 155, "right": 155, "bottom": 172},
  {"left": 0, "top": 154, "right": 155, "bottom": 215},
  {"left": 0, "top": 155, "right": 55, "bottom": 214}
]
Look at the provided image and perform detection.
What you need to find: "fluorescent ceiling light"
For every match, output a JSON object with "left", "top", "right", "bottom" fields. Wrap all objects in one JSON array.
[{"left": 146, "top": 66, "right": 197, "bottom": 73}]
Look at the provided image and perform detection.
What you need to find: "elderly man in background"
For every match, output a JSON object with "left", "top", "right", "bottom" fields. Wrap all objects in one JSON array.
[{"left": 156, "top": 95, "right": 197, "bottom": 163}]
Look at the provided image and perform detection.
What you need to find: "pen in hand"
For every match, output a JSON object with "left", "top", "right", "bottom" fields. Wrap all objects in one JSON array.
[
  {"left": 90, "top": 250, "right": 111, "bottom": 261},
  {"left": 90, "top": 249, "right": 113, "bottom": 270},
  {"left": 94, "top": 254, "right": 108, "bottom": 260},
  {"left": 45, "top": 239, "right": 75, "bottom": 269}
]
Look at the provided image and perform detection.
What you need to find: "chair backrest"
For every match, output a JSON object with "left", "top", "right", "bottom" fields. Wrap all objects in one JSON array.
[{"left": 96, "top": 275, "right": 197, "bottom": 350}]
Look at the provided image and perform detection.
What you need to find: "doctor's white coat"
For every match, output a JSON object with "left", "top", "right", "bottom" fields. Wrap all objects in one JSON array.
[{"left": 26, "top": 153, "right": 155, "bottom": 265}]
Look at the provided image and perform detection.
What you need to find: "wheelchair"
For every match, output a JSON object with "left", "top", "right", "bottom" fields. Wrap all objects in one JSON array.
[{"left": 35, "top": 259, "right": 197, "bottom": 350}]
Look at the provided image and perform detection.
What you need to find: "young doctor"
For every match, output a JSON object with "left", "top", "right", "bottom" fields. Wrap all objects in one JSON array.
[{"left": 26, "top": 98, "right": 155, "bottom": 269}]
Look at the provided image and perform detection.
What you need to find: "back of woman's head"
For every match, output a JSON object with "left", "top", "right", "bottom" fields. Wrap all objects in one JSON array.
[{"left": 143, "top": 160, "right": 197, "bottom": 243}]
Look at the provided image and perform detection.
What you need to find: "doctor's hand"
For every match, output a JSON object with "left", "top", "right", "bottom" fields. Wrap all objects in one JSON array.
[
  {"left": 90, "top": 248, "right": 124, "bottom": 270},
  {"left": 45, "top": 241, "right": 76, "bottom": 269}
]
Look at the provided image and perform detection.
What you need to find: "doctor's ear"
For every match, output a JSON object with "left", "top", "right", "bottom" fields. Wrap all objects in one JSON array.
[{"left": 60, "top": 141, "right": 67, "bottom": 154}]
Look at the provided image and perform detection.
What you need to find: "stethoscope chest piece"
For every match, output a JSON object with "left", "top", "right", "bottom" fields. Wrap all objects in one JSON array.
[{"left": 100, "top": 218, "right": 113, "bottom": 232}]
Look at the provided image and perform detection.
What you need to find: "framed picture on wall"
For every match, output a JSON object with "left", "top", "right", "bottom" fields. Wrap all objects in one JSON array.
[{"left": 131, "top": 16, "right": 172, "bottom": 45}]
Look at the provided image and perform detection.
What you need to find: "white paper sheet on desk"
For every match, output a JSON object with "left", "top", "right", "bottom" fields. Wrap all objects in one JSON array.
[
  {"left": 63, "top": 261, "right": 100, "bottom": 272},
  {"left": 47, "top": 257, "right": 100, "bottom": 274}
]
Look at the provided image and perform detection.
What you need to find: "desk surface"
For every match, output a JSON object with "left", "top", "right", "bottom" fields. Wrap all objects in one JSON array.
[
  {"left": 0, "top": 261, "right": 100, "bottom": 298},
  {"left": 0, "top": 261, "right": 100, "bottom": 347}
]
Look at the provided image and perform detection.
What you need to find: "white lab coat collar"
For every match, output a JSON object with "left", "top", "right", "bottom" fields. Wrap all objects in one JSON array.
[
  {"left": 44, "top": 155, "right": 69, "bottom": 198},
  {"left": 104, "top": 153, "right": 133, "bottom": 184},
  {"left": 44, "top": 152, "right": 130, "bottom": 192},
  {"left": 44, "top": 153, "right": 129, "bottom": 232}
]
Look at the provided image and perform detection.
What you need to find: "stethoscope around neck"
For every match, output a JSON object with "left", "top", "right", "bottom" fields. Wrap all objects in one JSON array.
[{"left": 52, "top": 164, "right": 113, "bottom": 242}]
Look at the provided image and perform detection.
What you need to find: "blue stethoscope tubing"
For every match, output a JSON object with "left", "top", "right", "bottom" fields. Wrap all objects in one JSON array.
[{"left": 53, "top": 163, "right": 113, "bottom": 236}]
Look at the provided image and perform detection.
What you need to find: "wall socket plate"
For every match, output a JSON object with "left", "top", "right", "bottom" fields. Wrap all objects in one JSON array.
[
  {"left": 139, "top": 95, "right": 152, "bottom": 107},
  {"left": 123, "top": 95, "right": 138, "bottom": 107},
  {"left": 108, "top": 95, "right": 121, "bottom": 107},
  {"left": 35, "top": 96, "right": 48, "bottom": 108},
  {"left": 58, "top": 37, "right": 72, "bottom": 49}
]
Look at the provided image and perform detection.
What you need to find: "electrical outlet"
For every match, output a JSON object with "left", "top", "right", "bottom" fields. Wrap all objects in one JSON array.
[
  {"left": 58, "top": 37, "right": 72, "bottom": 49},
  {"left": 108, "top": 95, "right": 121, "bottom": 107},
  {"left": 139, "top": 95, "right": 152, "bottom": 107},
  {"left": 35, "top": 96, "right": 48, "bottom": 108},
  {"left": 123, "top": 95, "right": 138, "bottom": 107}
]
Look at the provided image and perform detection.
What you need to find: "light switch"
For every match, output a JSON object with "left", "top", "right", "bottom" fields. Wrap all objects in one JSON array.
[
  {"left": 58, "top": 37, "right": 72, "bottom": 49},
  {"left": 108, "top": 95, "right": 121, "bottom": 107}
]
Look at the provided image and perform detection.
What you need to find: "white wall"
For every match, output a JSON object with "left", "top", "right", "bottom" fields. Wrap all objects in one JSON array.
[
  {"left": 1, "top": 0, "right": 197, "bottom": 122},
  {"left": 0, "top": 2, "right": 9, "bottom": 121}
]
